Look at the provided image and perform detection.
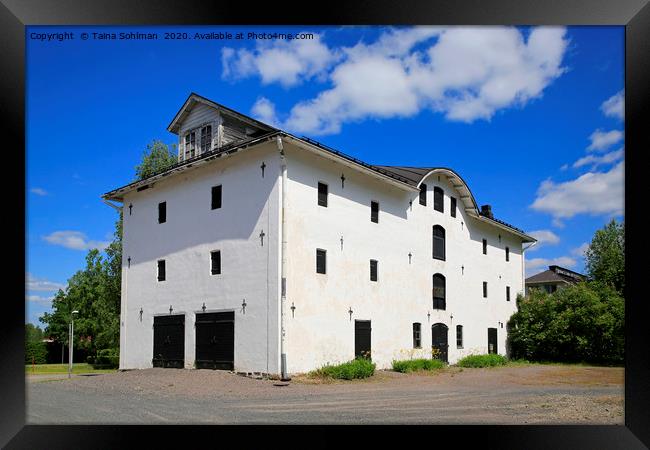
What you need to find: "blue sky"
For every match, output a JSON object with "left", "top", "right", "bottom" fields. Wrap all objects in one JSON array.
[{"left": 26, "top": 25, "right": 624, "bottom": 325}]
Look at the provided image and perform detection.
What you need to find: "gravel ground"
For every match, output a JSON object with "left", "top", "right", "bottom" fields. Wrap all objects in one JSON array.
[{"left": 27, "top": 365, "right": 623, "bottom": 424}]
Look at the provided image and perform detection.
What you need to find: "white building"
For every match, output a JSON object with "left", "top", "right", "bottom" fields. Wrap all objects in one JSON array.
[{"left": 103, "top": 93, "right": 536, "bottom": 377}]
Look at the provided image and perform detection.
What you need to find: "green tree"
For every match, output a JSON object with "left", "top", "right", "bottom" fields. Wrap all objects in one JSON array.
[
  {"left": 508, "top": 282, "right": 624, "bottom": 364},
  {"left": 584, "top": 219, "right": 624, "bottom": 294},
  {"left": 134, "top": 140, "right": 177, "bottom": 180},
  {"left": 25, "top": 323, "right": 44, "bottom": 342}
]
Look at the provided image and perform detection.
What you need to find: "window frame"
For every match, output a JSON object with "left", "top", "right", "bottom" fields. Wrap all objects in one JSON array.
[
  {"left": 316, "top": 249, "right": 327, "bottom": 274},
  {"left": 184, "top": 131, "right": 196, "bottom": 159},
  {"left": 483, "top": 281, "right": 488, "bottom": 298},
  {"left": 432, "top": 273, "right": 446, "bottom": 310},
  {"left": 432, "top": 225, "right": 446, "bottom": 261},
  {"left": 210, "top": 250, "right": 221, "bottom": 275},
  {"left": 158, "top": 201, "right": 167, "bottom": 224},
  {"left": 317, "top": 182, "right": 328, "bottom": 207},
  {"left": 433, "top": 186, "right": 444, "bottom": 213},
  {"left": 200, "top": 124, "right": 212, "bottom": 154},
  {"left": 370, "top": 259, "right": 378, "bottom": 282},
  {"left": 456, "top": 325, "right": 463, "bottom": 349},
  {"left": 419, "top": 184, "right": 427, "bottom": 206},
  {"left": 211, "top": 185, "right": 222, "bottom": 210},
  {"left": 157, "top": 259, "right": 166, "bottom": 282},
  {"left": 413, "top": 323, "right": 422, "bottom": 349},
  {"left": 505, "top": 246, "right": 510, "bottom": 262},
  {"left": 450, "top": 196, "right": 457, "bottom": 218},
  {"left": 370, "top": 200, "right": 379, "bottom": 223},
  {"left": 482, "top": 239, "right": 488, "bottom": 255},
  {"left": 506, "top": 285, "right": 511, "bottom": 302}
]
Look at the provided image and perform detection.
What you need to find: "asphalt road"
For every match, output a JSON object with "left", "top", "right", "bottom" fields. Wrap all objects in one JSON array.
[{"left": 26, "top": 366, "right": 624, "bottom": 425}]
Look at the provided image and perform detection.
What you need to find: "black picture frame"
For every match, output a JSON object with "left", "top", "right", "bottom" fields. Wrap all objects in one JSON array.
[{"left": 4, "top": 1, "right": 648, "bottom": 448}]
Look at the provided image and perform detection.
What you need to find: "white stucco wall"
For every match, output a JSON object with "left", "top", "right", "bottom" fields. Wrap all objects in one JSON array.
[
  {"left": 282, "top": 143, "right": 524, "bottom": 373},
  {"left": 119, "top": 142, "right": 281, "bottom": 373}
]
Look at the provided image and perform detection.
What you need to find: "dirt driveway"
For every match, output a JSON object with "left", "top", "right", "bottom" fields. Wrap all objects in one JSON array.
[{"left": 27, "top": 364, "right": 623, "bottom": 424}]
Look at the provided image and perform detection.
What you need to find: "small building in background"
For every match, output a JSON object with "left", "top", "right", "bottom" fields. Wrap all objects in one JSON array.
[{"left": 525, "top": 265, "right": 587, "bottom": 295}]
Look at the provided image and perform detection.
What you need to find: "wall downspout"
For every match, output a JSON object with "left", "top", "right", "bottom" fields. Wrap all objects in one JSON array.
[{"left": 277, "top": 135, "right": 290, "bottom": 381}]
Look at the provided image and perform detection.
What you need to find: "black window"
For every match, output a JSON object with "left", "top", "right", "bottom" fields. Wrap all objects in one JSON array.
[
  {"left": 506, "top": 246, "right": 510, "bottom": 262},
  {"left": 211, "top": 251, "right": 221, "bottom": 275},
  {"left": 506, "top": 286, "right": 511, "bottom": 302},
  {"left": 450, "top": 197, "right": 457, "bottom": 218},
  {"left": 318, "top": 182, "right": 328, "bottom": 207},
  {"left": 200, "top": 125, "right": 212, "bottom": 154},
  {"left": 482, "top": 239, "right": 487, "bottom": 255},
  {"left": 371, "top": 201, "right": 379, "bottom": 223},
  {"left": 432, "top": 225, "right": 445, "bottom": 260},
  {"left": 483, "top": 281, "right": 488, "bottom": 298},
  {"left": 413, "top": 323, "right": 422, "bottom": 348},
  {"left": 434, "top": 187, "right": 444, "bottom": 213},
  {"left": 433, "top": 273, "right": 446, "bottom": 310},
  {"left": 456, "top": 325, "right": 463, "bottom": 348},
  {"left": 370, "top": 260, "right": 378, "bottom": 282},
  {"left": 419, "top": 184, "right": 427, "bottom": 206},
  {"left": 184, "top": 131, "right": 196, "bottom": 159},
  {"left": 158, "top": 202, "right": 166, "bottom": 224},
  {"left": 157, "top": 260, "right": 166, "bottom": 281},
  {"left": 211, "top": 185, "right": 222, "bottom": 210},
  {"left": 316, "top": 249, "right": 327, "bottom": 274}
]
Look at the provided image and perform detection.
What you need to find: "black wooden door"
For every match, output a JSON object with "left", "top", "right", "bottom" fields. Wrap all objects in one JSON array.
[
  {"left": 153, "top": 315, "right": 185, "bottom": 368},
  {"left": 195, "top": 311, "right": 235, "bottom": 370},
  {"left": 354, "top": 320, "right": 371, "bottom": 359},
  {"left": 431, "top": 323, "right": 448, "bottom": 363},
  {"left": 488, "top": 328, "right": 498, "bottom": 354}
]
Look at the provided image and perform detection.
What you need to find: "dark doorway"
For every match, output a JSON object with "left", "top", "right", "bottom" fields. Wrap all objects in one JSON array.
[
  {"left": 355, "top": 320, "right": 371, "bottom": 359},
  {"left": 153, "top": 315, "right": 185, "bottom": 368},
  {"left": 488, "top": 328, "right": 498, "bottom": 354},
  {"left": 431, "top": 323, "right": 449, "bottom": 363},
  {"left": 195, "top": 311, "right": 235, "bottom": 370}
]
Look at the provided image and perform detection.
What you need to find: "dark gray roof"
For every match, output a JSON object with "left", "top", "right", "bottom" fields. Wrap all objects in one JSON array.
[{"left": 526, "top": 266, "right": 586, "bottom": 285}]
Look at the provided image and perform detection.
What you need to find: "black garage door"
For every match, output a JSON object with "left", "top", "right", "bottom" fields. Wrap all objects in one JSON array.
[
  {"left": 195, "top": 311, "right": 234, "bottom": 370},
  {"left": 153, "top": 315, "right": 185, "bottom": 368},
  {"left": 355, "top": 320, "right": 371, "bottom": 360}
]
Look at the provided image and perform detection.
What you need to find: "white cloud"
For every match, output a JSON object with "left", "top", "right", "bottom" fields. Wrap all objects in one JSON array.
[
  {"left": 527, "top": 230, "right": 560, "bottom": 250},
  {"left": 222, "top": 33, "right": 340, "bottom": 88},
  {"left": 601, "top": 90, "right": 624, "bottom": 120},
  {"left": 530, "top": 161, "right": 624, "bottom": 220},
  {"left": 571, "top": 242, "right": 590, "bottom": 258},
  {"left": 26, "top": 273, "right": 65, "bottom": 292},
  {"left": 250, "top": 97, "right": 280, "bottom": 127},
  {"left": 526, "top": 256, "right": 577, "bottom": 276},
  {"left": 573, "top": 147, "right": 624, "bottom": 169},
  {"left": 587, "top": 129, "right": 623, "bottom": 152},
  {"left": 43, "top": 231, "right": 110, "bottom": 251},
  {"left": 26, "top": 294, "right": 54, "bottom": 306},
  {"left": 30, "top": 187, "right": 49, "bottom": 196},
  {"left": 230, "top": 26, "right": 569, "bottom": 135}
]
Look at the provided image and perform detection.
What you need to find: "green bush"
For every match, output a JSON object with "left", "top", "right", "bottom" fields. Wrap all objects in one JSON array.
[
  {"left": 91, "top": 348, "right": 119, "bottom": 369},
  {"left": 25, "top": 341, "right": 48, "bottom": 365},
  {"left": 310, "top": 358, "right": 376, "bottom": 380},
  {"left": 508, "top": 282, "right": 624, "bottom": 364},
  {"left": 456, "top": 354, "right": 507, "bottom": 368},
  {"left": 392, "top": 358, "right": 446, "bottom": 373}
]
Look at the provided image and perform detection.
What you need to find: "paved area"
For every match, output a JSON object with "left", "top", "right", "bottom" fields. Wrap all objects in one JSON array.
[{"left": 27, "top": 365, "right": 623, "bottom": 424}]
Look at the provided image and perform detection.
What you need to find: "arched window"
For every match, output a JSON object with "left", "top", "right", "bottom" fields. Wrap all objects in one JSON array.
[
  {"left": 434, "top": 187, "right": 444, "bottom": 213},
  {"left": 433, "top": 273, "right": 446, "bottom": 310},
  {"left": 432, "top": 225, "right": 445, "bottom": 260}
]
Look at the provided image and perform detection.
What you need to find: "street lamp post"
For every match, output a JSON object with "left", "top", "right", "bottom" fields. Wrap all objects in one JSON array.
[{"left": 68, "top": 310, "right": 79, "bottom": 379}]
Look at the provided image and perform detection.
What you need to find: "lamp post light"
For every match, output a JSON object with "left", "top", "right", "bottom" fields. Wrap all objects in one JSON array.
[{"left": 68, "top": 310, "right": 79, "bottom": 379}]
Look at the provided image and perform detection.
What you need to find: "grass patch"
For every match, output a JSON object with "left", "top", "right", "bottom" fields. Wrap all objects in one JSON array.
[
  {"left": 456, "top": 354, "right": 508, "bottom": 368},
  {"left": 25, "top": 363, "right": 117, "bottom": 375},
  {"left": 392, "top": 358, "right": 446, "bottom": 373},
  {"left": 309, "top": 358, "right": 376, "bottom": 380}
]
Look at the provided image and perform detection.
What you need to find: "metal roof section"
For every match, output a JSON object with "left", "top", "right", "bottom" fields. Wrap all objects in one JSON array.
[
  {"left": 167, "top": 92, "right": 278, "bottom": 135},
  {"left": 526, "top": 266, "right": 587, "bottom": 285}
]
